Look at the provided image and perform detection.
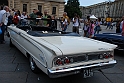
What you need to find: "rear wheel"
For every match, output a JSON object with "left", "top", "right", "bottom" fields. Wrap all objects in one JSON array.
[{"left": 29, "top": 56, "right": 39, "bottom": 73}]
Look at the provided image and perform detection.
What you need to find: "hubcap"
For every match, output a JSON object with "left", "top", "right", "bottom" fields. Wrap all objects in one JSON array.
[{"left": 30, "top": 57, "right": 35, "bottom": 70}]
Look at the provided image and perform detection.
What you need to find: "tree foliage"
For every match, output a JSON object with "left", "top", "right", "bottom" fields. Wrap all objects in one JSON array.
[{"left": 64, "top": 0, "right": 82, "bottom": 19}]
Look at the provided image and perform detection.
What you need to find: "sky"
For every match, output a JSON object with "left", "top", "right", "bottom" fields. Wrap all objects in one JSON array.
[{"left": 65, "top": 0, "right": 115, "bottom": 6}]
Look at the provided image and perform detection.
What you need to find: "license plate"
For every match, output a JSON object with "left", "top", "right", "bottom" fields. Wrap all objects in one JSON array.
[{"left": 83, "top": 69, "right": 93, "bottom": 78}]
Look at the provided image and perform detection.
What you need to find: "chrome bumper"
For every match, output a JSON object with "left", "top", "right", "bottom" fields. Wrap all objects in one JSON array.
[{"left": 48, "top": 60, "right": 116, "bottom": 78}]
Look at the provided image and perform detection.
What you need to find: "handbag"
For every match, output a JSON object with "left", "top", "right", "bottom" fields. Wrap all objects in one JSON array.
[{"left": 0, "top": 27, "right": 2, "bottom": 34}]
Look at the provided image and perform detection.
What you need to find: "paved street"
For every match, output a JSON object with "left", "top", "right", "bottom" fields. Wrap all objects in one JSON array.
[{"left": 0, "top": 23, "right": 124, "bottom": 83}]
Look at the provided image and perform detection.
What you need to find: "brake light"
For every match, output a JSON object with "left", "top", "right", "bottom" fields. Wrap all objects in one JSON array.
[
  {"left": 54, "top": 57, "right": 72, "bottom": 66},
  {"left": 104, "top": 54, "right": 109, "bottom": 59},
  {"left": 55, "top": 58, "right": 62, "bottom": 65},
  {"left": 103, "top": 53, "right": 113, "bottom": 59},
  {"left": 64, "top": 57, "right": 70, "bottom": 64},
  {"left": 108, "top": 53, "right": 114, "bottom": 58}
]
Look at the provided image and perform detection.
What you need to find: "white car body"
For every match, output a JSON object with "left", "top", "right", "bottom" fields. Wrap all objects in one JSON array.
[{"left": 7, "top": 25, "right": 117, "bottom": 78}]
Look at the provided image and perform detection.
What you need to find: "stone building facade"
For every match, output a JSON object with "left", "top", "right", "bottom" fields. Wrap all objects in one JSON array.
[
  {"left": 8, "top": 0, "right": 65, "bottom": 18},
  {"left": 81, "top": 0, "right": 124, "bottom": 21}
]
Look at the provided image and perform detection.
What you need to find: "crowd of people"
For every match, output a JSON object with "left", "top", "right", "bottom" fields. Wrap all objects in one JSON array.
[
  {"left": 0, "top": 5, "right": 59, "bottom": 44},
  {"left": 0, "top": 5, "right": 124, "bottom": 44}
]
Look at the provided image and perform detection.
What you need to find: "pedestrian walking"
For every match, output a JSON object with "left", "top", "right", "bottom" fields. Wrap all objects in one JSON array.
[
  {"left": 72, "top": 13, "right": 80, "bottom": 34},
  {"left": 61, "top": 12, "right": 70, "bottom": 32},
  {"left": 106, "top": 21, "right": 111, "bottom": 29}
]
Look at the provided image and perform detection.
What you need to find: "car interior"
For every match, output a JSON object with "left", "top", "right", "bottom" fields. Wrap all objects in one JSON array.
[{"left": 16, "top": 19, "right": 80, "bottom": 37}]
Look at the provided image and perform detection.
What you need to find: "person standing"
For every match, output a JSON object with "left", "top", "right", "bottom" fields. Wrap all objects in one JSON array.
[
  {"left": 29, "top": 9, "right": 38, "bottom": 25},
  {"left": 83, "top": 16, "right": 90, "bottom": 37},
  {"left": 72, "top": 13, "right": 80, "bottom": 34},
  {"left": 61, "top": 12, "right": 70, "bottom": 32},
  {"left": 116, "top": 19, "right": 121, "bottom": 33},
  {"left": 36, "top": 11, "right": 43, "bottom": 26},
  {"left": 0, "top": 6, "right": 5, "bottom": 44},
  {"left": 94, "top": 18, "right": 101, "bottom": 34},
  {"left": 120, "top": 16, "right": 124, "bottom": 36},
  {"left": 7, "top": 9, "right": 14, "bottom": 26},
  {"left": 47, "top": 15, "right": 57, "bottom": 30},
  {"left": 0, "top": 6, "right": 10, "bottom": 44},
  {"left": 13, "top": 13, "right": 19, "bottom": 25},
  {"left": 43, "top": 10, "right": 50, "bottom": 26},
  {"left": 88, "top": 21, "right": 95, "bottom": 38},
  {"left": 21, "top": 12, "right": 28, "bottom": 25}
]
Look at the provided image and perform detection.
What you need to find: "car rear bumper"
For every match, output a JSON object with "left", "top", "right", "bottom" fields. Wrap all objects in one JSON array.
[{"left": 48, "top": 60, "right": 116, "bottom": 78}]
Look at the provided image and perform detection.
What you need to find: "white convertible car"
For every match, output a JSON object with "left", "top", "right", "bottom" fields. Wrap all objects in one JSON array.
[{"left": 7, "top": 22, "right": 117, "bottom": 78}]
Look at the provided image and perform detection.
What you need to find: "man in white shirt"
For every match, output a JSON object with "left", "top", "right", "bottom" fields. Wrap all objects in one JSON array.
[
  {"left": 0, "top": 7, "right": 6, "bottom": 23},
  {"left": 21, "top": 12, "right": 28, "bottom": 25},
  {"left": 0, "top": 6, "right": 10, "bottom": 44},
  {"left": 72, "top": 13, "right": 80, "bottom": 34}
]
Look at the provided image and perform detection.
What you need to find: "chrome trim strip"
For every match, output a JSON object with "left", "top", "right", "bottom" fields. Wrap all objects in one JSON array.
[{"left": 48, "top": 60, "right": 116, "bottom": 74}]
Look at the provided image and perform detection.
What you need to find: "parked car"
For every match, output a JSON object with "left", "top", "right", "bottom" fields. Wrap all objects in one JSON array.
[
  {"left": 93, "top": 33, "right": 124, "bottom": 51},
  {"left": 7, "top": 18, "right": 117, "bottom": 78}
]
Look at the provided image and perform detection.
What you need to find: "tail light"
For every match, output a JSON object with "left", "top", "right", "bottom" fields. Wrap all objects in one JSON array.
[
  {"left": 108, "top": 53, "right": 114, "bottom": 58},
  {"left": 103, "top": 52, "right": 114, "bottom": 59},
  {"left": 104, "top": 54, "right": 109, "bottom": 59},
  {"left": 64, "top": 57, "right": 70, "bottom": 64},
  {"left": 54, "top": 57, "right": 72, "bottom": 66},
  {"left": 55, "top": 58, "right": 63, "bottom": 66}
]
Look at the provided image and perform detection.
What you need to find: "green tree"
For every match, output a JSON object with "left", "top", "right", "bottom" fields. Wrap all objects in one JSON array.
[{"left": 64, "top": 0, "right": 82, "bottom": 19}]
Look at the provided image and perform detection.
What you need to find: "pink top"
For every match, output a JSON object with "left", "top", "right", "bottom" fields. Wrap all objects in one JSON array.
[{"left": 89, "top": 24, "right": 95, "bottom": 35}]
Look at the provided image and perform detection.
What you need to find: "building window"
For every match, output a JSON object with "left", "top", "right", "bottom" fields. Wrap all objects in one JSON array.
[
  {"left": 52, "top": 7, "right": 56, "bottom": 15},
  {"left": 38, "top": 5, "right": 42, "bottom": 12},
  {"left": 23, "top": 4, "right": 27, "bottom": 12}
]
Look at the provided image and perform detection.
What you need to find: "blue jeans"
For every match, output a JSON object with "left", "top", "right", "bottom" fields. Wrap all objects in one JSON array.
[
  {"left": 0, "top": 25, "right": 6, "bottom": 42},
  {"left": 94, "top": 26, "right": 100, "bottom": 34},
  {"left": 62, "top": 24, "right": 68, "bottom": 32}
]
